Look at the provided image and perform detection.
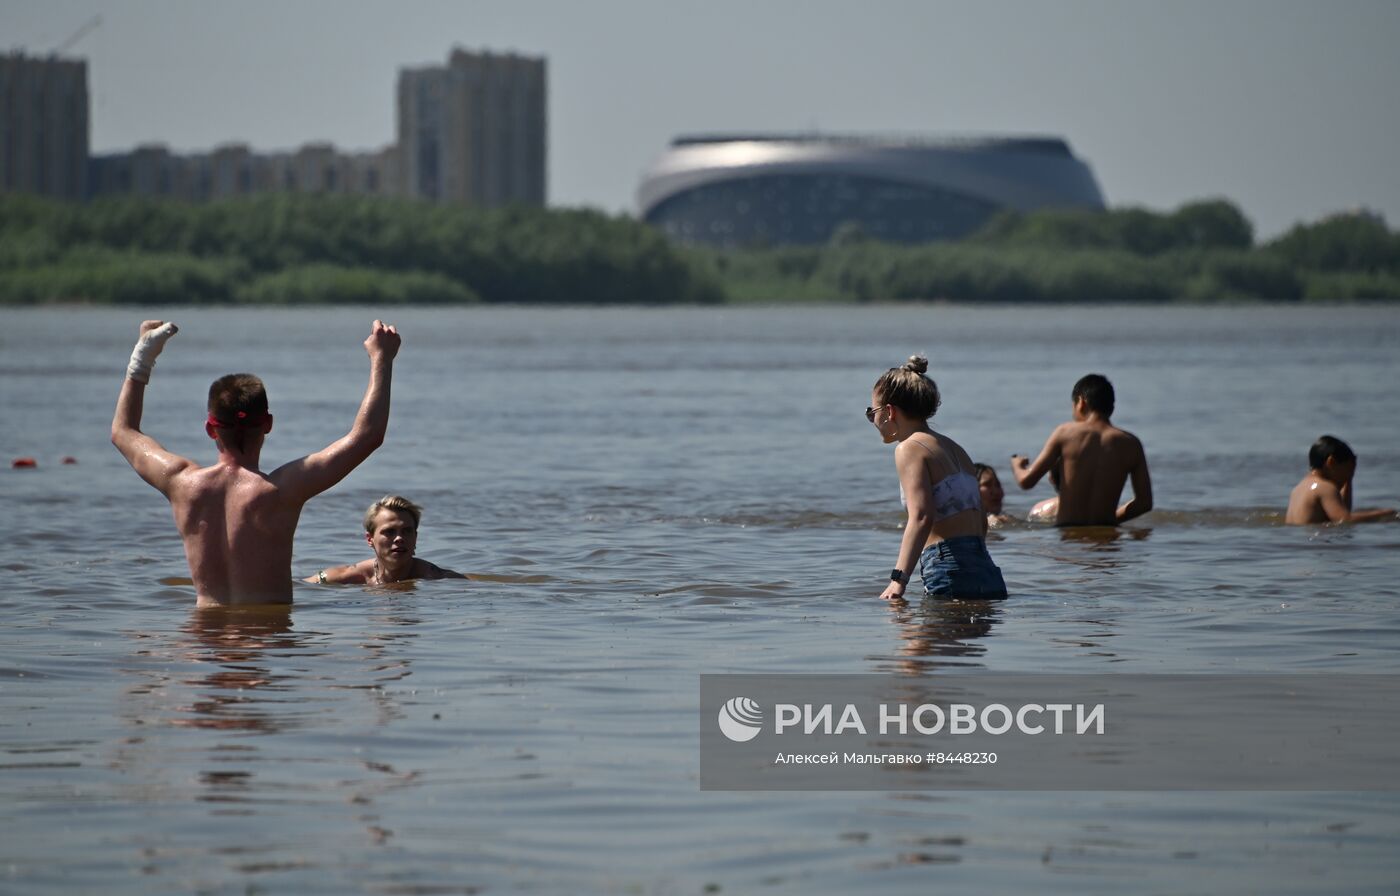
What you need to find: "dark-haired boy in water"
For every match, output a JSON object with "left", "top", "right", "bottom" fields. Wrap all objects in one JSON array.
[
  {"left": 308, "top": 495, "right": 465, "bottom": 584},
  {"left": 1011, "top": 374, "right": 1153, "bottom": 527},
  {"left": 111, "top": 319, "right": 401, "bottom": 606},
  {"left": 1285, "top": 435, "right": 1397, "bottom": 525}
]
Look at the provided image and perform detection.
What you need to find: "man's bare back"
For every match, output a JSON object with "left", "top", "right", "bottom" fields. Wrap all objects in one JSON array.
[
  {"left": 112, "top": 319, "right": 401, "bottom": 607},
  {"left": 1037, "top": 421, "right": 1149, "bottom": 526},
  {"left": 168, "top": 465, "right": 305, "bottom": 604},
  {"left": 1012, "top": 375, "right": 1153, "bottom": 527}
]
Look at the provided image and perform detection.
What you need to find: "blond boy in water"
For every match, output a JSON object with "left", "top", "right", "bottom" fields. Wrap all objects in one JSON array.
[{"left": 308, "top": 495, "right": 464, "bottom": 584}]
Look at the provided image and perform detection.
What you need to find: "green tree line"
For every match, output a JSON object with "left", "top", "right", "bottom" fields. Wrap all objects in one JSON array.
[
  {"left": 693, "top": 200, "right": 1400, "bottom": 303},
  {"left": 2, "top": 194, "right": 1397, "bottom": 305},
  {"left": 0, "top": 194, "right": 724, "bottom": 305}
]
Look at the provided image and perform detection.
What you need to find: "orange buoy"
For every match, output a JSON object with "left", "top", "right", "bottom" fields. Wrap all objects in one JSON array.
[{"left": 12, "top": 457, "right": 37, "bottom": 468}]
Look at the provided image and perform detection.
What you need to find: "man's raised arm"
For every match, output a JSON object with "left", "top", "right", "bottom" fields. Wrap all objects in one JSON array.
[
  {"left": 111, "top": 320, "right": 193, "bottom": 495},
  {"left": 1012, "top": 428, "right": 1063, "bottom": 490},
  {"left": 274, "top": 320, "right": 401, "bottom": 501}
]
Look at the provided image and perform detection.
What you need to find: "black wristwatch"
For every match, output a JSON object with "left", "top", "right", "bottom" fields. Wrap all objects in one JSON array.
[{"left": 890, "top": 568, "right": 909, "bottom": 585}]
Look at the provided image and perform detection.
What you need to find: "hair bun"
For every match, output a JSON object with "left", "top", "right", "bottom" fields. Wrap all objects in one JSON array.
[{"left": 903, "top": 355, "right": 928, "bottom": 375}]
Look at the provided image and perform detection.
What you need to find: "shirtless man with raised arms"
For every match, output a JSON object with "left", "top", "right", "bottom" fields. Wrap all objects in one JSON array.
[
  {"left": 111, "top": 319, "right": 401, "bottom": 606},
  {"left": 1011, "top": 373, "right": 1153, "bottom": 527}
]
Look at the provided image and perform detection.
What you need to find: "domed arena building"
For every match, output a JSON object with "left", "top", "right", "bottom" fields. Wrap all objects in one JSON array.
[{"left": 637, "top": 134, "right": 1106, "bottom": 247}]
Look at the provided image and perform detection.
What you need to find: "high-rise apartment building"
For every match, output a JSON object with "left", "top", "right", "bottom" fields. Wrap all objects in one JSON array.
[
  {"left": 397, "top": 48, "right": 546, "bottom": 207},
  {"left": 0, "top": 52, "right": 89, "bottom": 200}
]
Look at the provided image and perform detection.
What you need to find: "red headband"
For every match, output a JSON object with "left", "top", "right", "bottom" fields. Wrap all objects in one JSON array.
[{"left": 207, "top": 410, "right": 268, "bottom": 429}]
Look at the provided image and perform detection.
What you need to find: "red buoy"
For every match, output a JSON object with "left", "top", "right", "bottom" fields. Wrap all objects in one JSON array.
[
  {"left": 12, "top": 457, "right": 37, "bottom": 468},
  {"left": 61, "top": 456, "right": 78, "bottom": 465}
]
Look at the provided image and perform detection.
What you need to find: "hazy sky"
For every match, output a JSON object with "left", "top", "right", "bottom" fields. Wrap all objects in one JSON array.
[{"left": 5, "top": 0, "right": 1399, "bottom": 237}]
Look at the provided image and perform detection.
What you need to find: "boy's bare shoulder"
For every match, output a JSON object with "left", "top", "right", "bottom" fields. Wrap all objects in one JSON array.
[
  {"left": 1103, "top": 424, "right": 1145, "bottom": 451},
  {"left": 318, "top": 559, "right": 373, "bottom": 584},
  {"left": 415, "top": 558, "right": 466, "bottom": 580},
  {"left": 1286, "top": 475, "right": 1331, "bottom": 524},
  {"left": 1055, "top": 420, "right": 1102, "bottom": 450},
  {"left": 1293, "top": 475, "right": 1336, "bottom": 500}
]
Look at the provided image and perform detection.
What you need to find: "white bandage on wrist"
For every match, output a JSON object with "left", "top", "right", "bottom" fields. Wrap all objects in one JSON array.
[{"left": 126, "top": 322, "right": 179, "bottom": 384}]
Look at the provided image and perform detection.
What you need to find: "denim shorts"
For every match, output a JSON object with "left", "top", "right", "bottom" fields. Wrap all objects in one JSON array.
[{"left": 919, "top": 536, "right": 1008, "bottom": 600}]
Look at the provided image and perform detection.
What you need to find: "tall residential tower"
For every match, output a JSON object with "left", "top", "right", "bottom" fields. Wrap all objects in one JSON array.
[
  {"left": 397, "top": 48, "right": 546, "bottom": 207},
  {"left": 0, "top": 52, "right": 89, "bottom": 200}
]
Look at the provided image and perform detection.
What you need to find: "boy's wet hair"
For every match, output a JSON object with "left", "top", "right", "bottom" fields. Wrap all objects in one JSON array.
[
  {"left": 874, "top": 355, "right": 941, "bottom": 420},
  {"left": 208, "top": 373, "right": 268, "bottom": 453},
  {"left": 364, "top": 495, "right": 423, "bottom": 533},
  {"left": 1309, "top": 435, "right": 1356, "bottom": 470},
  {"left": 1072, "top": 373, "right": 1115, "bottom": 416},
  {"left": 973, "top": 463, "right": 996, "bottom": 479}
]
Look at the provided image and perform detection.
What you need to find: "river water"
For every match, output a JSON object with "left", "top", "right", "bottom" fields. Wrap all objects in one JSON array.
[{"left": 2, "top": 304, "right": 1399, "bottom": 894}]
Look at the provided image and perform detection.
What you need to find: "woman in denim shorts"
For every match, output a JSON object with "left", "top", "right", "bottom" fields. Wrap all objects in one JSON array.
[{"left": 869, "top": 356, "right": 1007, "bottom": 601}]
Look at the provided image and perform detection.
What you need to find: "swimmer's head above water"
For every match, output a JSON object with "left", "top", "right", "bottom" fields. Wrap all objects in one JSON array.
[
  {"left": 365, "top": 495, "right": 422, "bottom": 573},
  {"left": 872, "top": 355, "right": 941, "bottom": 419},
  {"left": 869, "top": 355, "right": 940, "bottom": 444},
  {"left": 1308, "top": 435, "right": 1356, "bottom": 482},
  {"left": 974, "top": 463, "right": 1005, "bottom": 515},
  {"left": 363, "top": 494, "right": 422, "bottom": 534},
  {"left": 206, "top": 373, "right": 272, "bottom": 454},
  {"left": 1071, "top": 373, "right": 1115, "bottom": 419}
]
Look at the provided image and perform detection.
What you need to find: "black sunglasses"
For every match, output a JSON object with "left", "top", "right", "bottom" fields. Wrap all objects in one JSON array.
[{"left": 865, "top": 404, "right": 887, "bottom": 422}]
